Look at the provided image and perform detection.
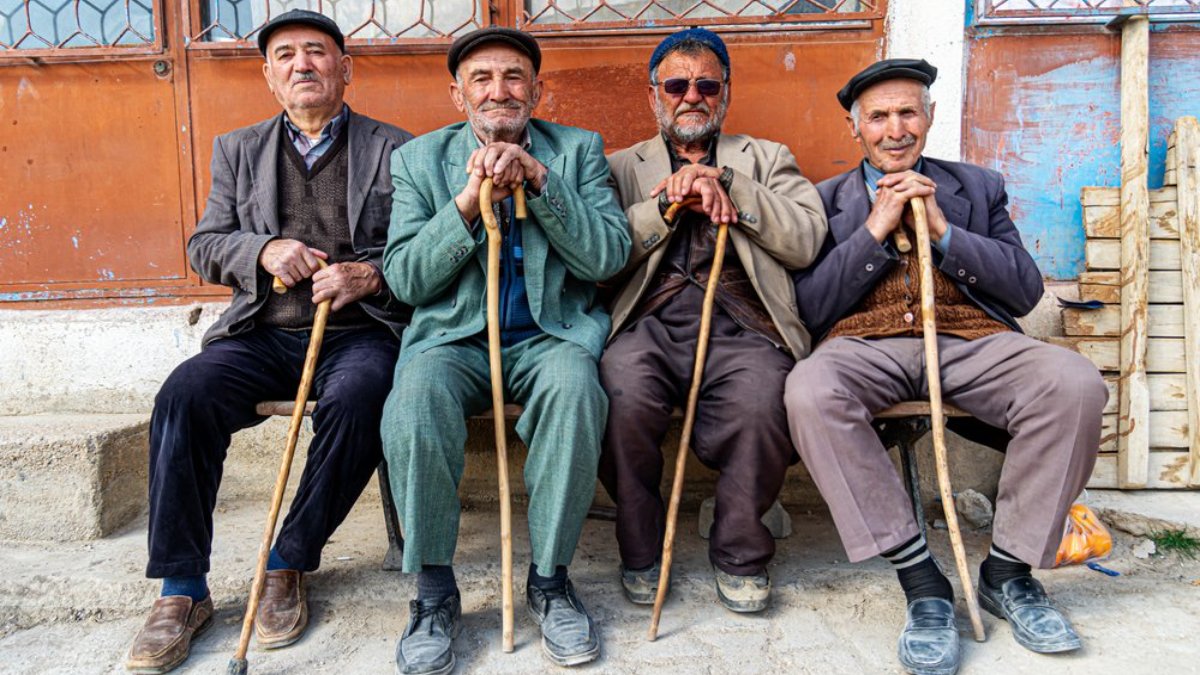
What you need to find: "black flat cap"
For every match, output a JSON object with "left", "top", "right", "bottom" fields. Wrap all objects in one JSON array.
[
  {"left": 447, "top": 27, "right": 541, "bottom": 76},
  {"left": 257, "top": 9, "right": 345, "bottom": 56},
  {"left": 837, "top": 58, "right": 937, "bottom": 110}
]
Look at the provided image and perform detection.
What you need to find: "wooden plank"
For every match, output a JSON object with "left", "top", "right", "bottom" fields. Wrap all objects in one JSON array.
[
  {"left": 1085, "top": 239, "right": 1180, "bottom": 271},
  {"left": 1088, "top": 451, "right": 1192, "bottom": 489},
  {"left": 1101, "top": 410, "right": 1188, "bottom": 449},
  {"left": 1101, "top": 373, "right": 1188, "bottom": 414},
  {"left": 1062, "top": 304, "right": 1184, "bottom": 338},
  {"left": 1165, "top": 130, "right": 1178, "bottom": 187},
  {"left": 1080, "top": 185, "right": 1176, "bottom": 208},
  {"left": 1082, "top": 197, "right": 1178, "bottom": 239},
  {"left": 1078, "top": 270, "right": 1181, "bottom": 304},
  {"left": 1175, "top": 116, "right": 1200, "bottom": 486},
  {"left": 1047, "top": 337, "right": 1186, "bottom": 373}
]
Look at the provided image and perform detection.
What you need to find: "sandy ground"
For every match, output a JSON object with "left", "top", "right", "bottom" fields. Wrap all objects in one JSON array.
[{"left": 1, "top": 497, "right": 1198, "bottom": 674}]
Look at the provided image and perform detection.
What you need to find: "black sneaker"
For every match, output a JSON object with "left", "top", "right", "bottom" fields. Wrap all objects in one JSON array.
[
  {"left": 526, "top": 578, "right": 600, "bottom": 667},
  {"left": 395, "top": 592, "right": 461, "bottom": 675}
]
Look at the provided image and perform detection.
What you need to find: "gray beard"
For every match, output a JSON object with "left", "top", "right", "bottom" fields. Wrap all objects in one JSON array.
[
  {"left": 466, "top": 104, "right": 531, "bottom": 144},
  {"left": 655, "top": 96, "right": 727, "bottom": 146}
]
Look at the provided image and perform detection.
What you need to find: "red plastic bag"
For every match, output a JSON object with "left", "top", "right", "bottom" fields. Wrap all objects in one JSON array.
[{"left": 1054, "top": 503, "right": 1113, "bottom": 567}]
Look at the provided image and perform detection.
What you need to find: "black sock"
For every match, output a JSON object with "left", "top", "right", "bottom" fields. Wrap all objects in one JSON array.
[
  {"left": 981, "top": 544, "right": 1032, "bottom": 588},
  {"left": 882, "top": 534, "right": 953, "bottom": 604},
  {"left": 528, "top": 564, "right": 568, "bottom": 591},
  {"left": 417, "top": 565, "right": 458, "bottom": 601}
]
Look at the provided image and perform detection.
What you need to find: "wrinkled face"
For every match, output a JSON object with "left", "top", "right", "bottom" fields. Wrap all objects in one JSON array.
[
  {"left": 849, "top": 78, "right": 934, "bottom": 174},
  {"left": 262, "top": 25, "right": 351, "bottom": 115},
  {"left": 649, "top": 49, "right": 729, "bottom": 146},
  {"left": 451, "top": 44, "right": 541, "bottom": 142}
]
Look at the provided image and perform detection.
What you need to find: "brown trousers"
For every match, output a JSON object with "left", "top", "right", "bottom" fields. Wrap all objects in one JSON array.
[
  {"left": 784, "top": 332, "right": 1106, "bottom": 568},
  {"left": 599, "top": 286, "right": 796, "bottom": 576}
]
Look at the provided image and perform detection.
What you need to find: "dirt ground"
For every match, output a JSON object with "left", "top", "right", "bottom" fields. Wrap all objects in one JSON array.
[{"left": 2, "top": 498, "right": 1198, "bottom": 674}]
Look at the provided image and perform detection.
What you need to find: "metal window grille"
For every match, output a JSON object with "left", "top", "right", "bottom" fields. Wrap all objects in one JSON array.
[
  {"left": 520, "top": 0, "right": 880, "bottom": 32},
  {"left": 0, "top": 0, "right": 156, "bottom": 53},
  {"left": 978, "top": 0, "right": 1200, "bottom": 24},
  {"left": 194, "top": 0, "right": 486, "bottom": 45}
]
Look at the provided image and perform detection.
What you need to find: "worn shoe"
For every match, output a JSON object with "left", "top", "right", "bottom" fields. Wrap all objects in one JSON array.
[
  {"left": 125, "top": 595, "right": 214, "bottom": 674},
  {"left": 620, "top": 563, "right": 661, "bottom": 605},
  {"left": 897, "top": 597, "right": 961, "bottom": 675},
  {"left": 255, "top": 570, "right": 308, "bottom": 649},
  {"left": 395, "top": 592, "right": 461, "bottom": 675},
  {"left": 978, "top": 575, "right": 1082, "bottom": 653},
  {"left": 712, "top": 564, "right": 770, "bottom": 613},
  {"left": 527, "top": 578, "right": 600, "bottom": 667}
]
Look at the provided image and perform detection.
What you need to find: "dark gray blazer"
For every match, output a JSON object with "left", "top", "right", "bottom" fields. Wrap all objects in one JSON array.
[
  {"left": 793, "top": 157, "right": 1044, "bottom": 343},
  {"left": 187, "top": 109, "right": 413, "bottom": 345}
]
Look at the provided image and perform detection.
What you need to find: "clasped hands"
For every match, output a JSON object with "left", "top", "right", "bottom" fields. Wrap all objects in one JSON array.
[
  {"left": 651, "top": 164, "right": 737, "bottom": 225},
  {"left": 258, "top": 240, "right": 380, "bottom": 311},
  {"left": 455, "top": 142, "right": 549, "bottom": 223},
  {"left": 865, "top": 170, "right": 949, "bottom": 245}
]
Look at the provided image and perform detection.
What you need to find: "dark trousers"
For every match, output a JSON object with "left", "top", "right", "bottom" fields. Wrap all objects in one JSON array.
[
  {"left": 146, "top": 326, "right": 399, "bottom": 578},
  {"left": 598, "top": 286, "right": 796, "bottom": 576}
]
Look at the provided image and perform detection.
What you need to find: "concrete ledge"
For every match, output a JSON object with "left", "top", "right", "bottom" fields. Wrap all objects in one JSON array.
[
  {"left": 1087, "top": 489, "right": 1200, "bottom": 539},
  {"left": 0, "top": 414, "right": 149, "bottom": 541}
]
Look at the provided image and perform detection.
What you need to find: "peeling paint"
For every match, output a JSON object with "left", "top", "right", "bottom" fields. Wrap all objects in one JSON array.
[{"left": 783, "top": 52, "right": 796, "bottom": 72}]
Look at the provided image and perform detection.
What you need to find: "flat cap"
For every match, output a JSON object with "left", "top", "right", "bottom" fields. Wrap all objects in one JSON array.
[
  {"left": 649, "top": 28, "right": 729, "bottom": 76},
  {"left": 837, "top": 58, "right": 937, "bottom": 110},
  {"left": 257, "top": 9, "right": 345, "bottom": 56},
  {"left": 447, "top": 27, "right": 542, "bottom": 75}
]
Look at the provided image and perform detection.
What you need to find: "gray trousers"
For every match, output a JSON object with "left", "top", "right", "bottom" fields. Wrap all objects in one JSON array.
[{"left": 784, "top": 332, "right": 1106, "bottom": 568}]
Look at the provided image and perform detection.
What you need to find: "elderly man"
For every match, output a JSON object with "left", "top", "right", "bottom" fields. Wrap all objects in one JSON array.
[
  {"left": 380, "top": 27, "right": 629, "bottom": 673},
  {"left": 599, "top": 28, "right": 826, "bottom": 613},
  {"left": 784, "top": 59, "right": 1106, "bottom": 675},
  {"left": 124, "top": 10, "right": 412, "bottom": 673}
]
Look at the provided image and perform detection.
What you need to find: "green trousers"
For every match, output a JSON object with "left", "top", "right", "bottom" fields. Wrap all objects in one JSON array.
[{"left": 381, "top": 334, "right": 607, "bottom": 577}]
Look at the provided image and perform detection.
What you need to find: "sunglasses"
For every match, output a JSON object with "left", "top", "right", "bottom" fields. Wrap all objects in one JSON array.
[{"left": 655, "top": 77, "right": 724, "bottom": 97}]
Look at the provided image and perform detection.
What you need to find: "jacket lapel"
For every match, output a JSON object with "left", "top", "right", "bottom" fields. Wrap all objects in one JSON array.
[
  {"left": 829, "top": 167, "right": 872, "bottom": 243},
  {"left": 346, "top": 109, "right": 386, "bottom": 239},
  {"left": 922, "top": 160, "right": 972, "bottom": 231},
  {"left": 251, "top": 115, "right": 283, "bottom": 235},
  {"left": 716, "top": 134, "right": 756, "bottom": 184},
  {"left": 633, "top": 138, "right": 671, "bottom": 202}
]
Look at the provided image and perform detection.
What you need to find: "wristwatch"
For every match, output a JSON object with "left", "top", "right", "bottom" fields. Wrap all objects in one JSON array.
[{"left": 718, "top": 165, "right": 735, "bottom": 192}]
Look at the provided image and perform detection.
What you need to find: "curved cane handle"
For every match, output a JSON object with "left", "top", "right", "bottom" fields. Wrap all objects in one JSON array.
[
  {"left": 272, "top": 259, "right": 329, "bottom": 295},
  {"left": 479, "top": 179, "right": 527, "bottom": 234},
  {"left": 662, "top": 197, "right": 703, "bottom": 223}
]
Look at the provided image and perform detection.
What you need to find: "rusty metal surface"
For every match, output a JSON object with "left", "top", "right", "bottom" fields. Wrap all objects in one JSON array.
[{"left": 521, "top": 0, "right": 880, "bottom": 32}]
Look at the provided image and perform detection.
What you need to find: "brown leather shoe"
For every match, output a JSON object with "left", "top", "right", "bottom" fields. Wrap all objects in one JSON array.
[
  {"left": 125, "top": 595, "right": 213, "bottom": 674},
  {"left": 255, "top": 570, "right": 308, "bottom": 649}
]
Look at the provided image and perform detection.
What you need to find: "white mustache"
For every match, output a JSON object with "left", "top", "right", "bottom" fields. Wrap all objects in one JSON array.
[
  {"left": 675, "top": 103, "right": 711, "bottom": 118},
  {"left": 479, "top": 101, "right": 523, "bottom": 112},
  {"left": 291, "top": 72, "right": 319, "bottom": 84},
  {"left": 880, "top": 136, "right": 916, "bottom": 150}
]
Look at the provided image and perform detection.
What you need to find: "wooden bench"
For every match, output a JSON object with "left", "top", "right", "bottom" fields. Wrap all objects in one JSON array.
[{"left": 257, "top": 400, "right": 996, "bottom": 570}]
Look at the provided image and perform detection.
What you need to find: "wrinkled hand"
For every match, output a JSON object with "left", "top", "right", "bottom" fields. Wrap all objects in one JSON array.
[
  {"left": 865, "top": 171, "right": 946, "bottom": 243},
  {"left": 311, "top": 262, "right": 381, "bottom": 311},
  {"left": 455, "top": 142, "right": 547, "bottom": 222},
  {"left": 650, "top": 164, "right": 737, "bottom": 224},
  {"left": 259, "top": 239, "right": 327, "bottom": 288}
]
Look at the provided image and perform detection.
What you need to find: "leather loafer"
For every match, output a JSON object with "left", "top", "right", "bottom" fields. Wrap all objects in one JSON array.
[
  {"left": 126, "top": 595, "right": 214, "bottom": 674},
  {"left": 255, "top": 570, "right": 308, "bottom": 649},
  {"left": 527, "top": 578, "right": 600, "bottom": 667},
  {"left": 712, "top": 564, "right": 770, "bottom": 613},
  {"left": 897, "top": 597, "right": 960, "bottom": 675},
  {"left": 978, "top": 575, "right": 1081, "bottom": 654},
  {"left": 395, "top": 592, "right": 461, "bottom": 675}
]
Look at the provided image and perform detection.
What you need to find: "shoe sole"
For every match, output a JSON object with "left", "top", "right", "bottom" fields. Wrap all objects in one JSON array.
[
  {"left": 622, "top": 588, "right": 656, "bottom": 606},
  {"left": 394, "top": 654, "right": 455, "bottom": 675},
  {"left": 714, "top": 585, "right": 768, "bottom": 613},
  {"left": 526, "top": 604, "right": 601, "bottom": 667},
  {"left": 978, "top": 590, "right": 1082, "bottom": 654},
  {"left": 126, "top": 613, "right": 214, "bottom": 674},
  {"left": 256, "top": 602, "right": 309, "bottom": 651}
]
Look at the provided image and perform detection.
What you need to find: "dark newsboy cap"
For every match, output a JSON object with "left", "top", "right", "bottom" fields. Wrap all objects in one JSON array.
[
  {"left": 648, "top": 28, "right": 730, "bottom": 77},
  {"left": 447, "top": 27, "right": 542, "bottom": 75},
  {"left": 836, "top": 58, "right": 937, "bottom": 110},
  {"left": 257, "top": 9, "right": 345, "bottom": 56}
]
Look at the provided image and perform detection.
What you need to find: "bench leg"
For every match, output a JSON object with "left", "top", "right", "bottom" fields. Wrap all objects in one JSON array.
[
  {"left": 376, "top": 462, "right": 404, "bottom": 571},
  {"left": 898, "top": 436, "right": 928, "bottom": 545}
]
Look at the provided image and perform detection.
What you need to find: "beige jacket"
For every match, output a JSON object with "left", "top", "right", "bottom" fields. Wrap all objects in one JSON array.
[{"left": 605, "top": 134, "right": 828, "bottom": 358}]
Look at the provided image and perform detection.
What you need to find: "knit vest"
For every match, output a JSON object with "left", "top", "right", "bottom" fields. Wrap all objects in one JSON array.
[
  {"left": 258, "top": 127, "right": 371, "bottom": 330},
  {"left": 825, "top": 243, "right": 1009, "bottom": 341}
]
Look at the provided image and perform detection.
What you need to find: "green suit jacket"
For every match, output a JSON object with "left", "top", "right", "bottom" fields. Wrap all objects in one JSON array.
[{"left": 384, "top": 119, "right": 631, "bottom": 368}]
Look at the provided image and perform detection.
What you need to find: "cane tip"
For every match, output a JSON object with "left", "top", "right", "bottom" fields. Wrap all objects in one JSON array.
[{"left": 227, "top": 657, "right": 248, "bottom": 675}]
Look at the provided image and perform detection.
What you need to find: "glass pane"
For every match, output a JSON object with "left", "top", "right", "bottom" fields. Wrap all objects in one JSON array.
[
  {"left": 986, "top": 0, "right": 1198, "bottom": 15},
  {"left": 0, "top": 0, "right": 155, "bottom": 49},
  {"left": 524, "top": 0, "right": 870, "bottom": 25},
  {"left": 198, "top": 0, "right": 484, "bottom": 42}
]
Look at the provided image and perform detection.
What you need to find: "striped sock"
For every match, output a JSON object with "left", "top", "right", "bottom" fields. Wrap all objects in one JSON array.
[
  {"left": 981, "top": 543, "right": 1031, "bottom": 588},
  {"left": 883, "top": 535, "right": 953, "bottom": 603}
]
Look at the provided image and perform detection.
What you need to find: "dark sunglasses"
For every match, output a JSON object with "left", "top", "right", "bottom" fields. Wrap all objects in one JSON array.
[{"left": 656, "top": 77, "right": 724, "bottom": 97}]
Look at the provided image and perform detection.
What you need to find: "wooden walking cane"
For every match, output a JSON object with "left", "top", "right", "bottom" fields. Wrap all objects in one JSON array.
[
  {"left": 909, "top": 198, "right": 987, "bottom": 643},
  {"left": 479, "top": 177, "right": 527, "bottom": 653},
  {"left": 228, "top": 261, "right": 331, "bottom": 675},
  {"left": 648, "top": 197, "right": 720, "bottom": 641}
]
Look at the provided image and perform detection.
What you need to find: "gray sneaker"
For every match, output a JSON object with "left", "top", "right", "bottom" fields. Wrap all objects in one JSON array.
[
  {"left": 620, "top": 563, "right": 661, "bottom": 605},
  {"left": 526, "top": 579, "right": 600, "bottom": 667},
  {"left": 395, "top": 593, "right": 460, "bottom": 675},
  {"left": 712, "top": 564, "right": 770, "bottom": 613}
]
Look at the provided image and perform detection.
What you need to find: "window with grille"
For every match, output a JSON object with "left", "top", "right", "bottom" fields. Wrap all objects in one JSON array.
[
  {"left": 0, "top": 0, "right": 157, "bottom": 53},
  {"left": 977, "top": 0, "right": 1200, "bottom": 25},
  {"left": 520, "top": 0, "right": 880, "bottom": 32},
  {"left": 194, "top": 0, "right": 487, "bottom": 44}
]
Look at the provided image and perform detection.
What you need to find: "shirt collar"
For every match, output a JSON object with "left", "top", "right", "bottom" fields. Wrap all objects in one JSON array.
[
  {"left": 283, "top": 104, "right": 348, "bottom": 145},
  {"left": 663, "top": 131, "right": 719, "bottom": 167}
]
